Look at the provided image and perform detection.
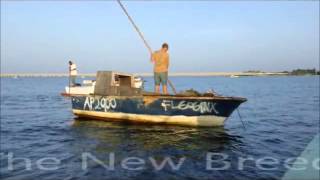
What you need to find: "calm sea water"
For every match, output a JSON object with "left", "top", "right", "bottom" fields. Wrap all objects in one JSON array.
[{"left": 0, "top": 76, "right": 319, "bottom": 180}]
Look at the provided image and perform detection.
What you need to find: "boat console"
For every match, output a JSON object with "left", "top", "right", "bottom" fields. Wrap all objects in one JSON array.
[{"left": 94, "top": 71, "right": 142, "bottom": 96}]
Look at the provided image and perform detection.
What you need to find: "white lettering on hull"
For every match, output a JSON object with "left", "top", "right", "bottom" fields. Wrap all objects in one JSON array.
[
  {"left": 161, "top": 100, "right": 219, "bottom": 114},
  {"left": 84, "top": 97, "right": 117, "bottom": 112},
  {"left": 82, "top": 97, "right": 218, "bottom": 114}
]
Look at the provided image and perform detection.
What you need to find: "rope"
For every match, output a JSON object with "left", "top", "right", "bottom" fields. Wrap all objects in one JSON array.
[{"left": 237, "top": 108, "right": 246, "bottom": 130}]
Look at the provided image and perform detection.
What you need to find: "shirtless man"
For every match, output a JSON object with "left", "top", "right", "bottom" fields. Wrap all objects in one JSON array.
[{"left": 151, "top": 43, "right": 169, "bottom": 94}]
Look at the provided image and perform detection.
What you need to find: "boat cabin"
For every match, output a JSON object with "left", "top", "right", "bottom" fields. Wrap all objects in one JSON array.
[{"left": 94, "top": 71, "right": 142, "bottom": 96}]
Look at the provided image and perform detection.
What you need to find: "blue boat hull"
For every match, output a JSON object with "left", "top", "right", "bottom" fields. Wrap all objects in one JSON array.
[{"left": 71, "top": 95, "right": 246, "bottom": 127}]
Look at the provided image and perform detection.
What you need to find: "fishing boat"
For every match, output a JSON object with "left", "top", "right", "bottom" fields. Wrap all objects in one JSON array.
[
  {"left": 68, "top": 1, "right": 246, "bottom": 127},
  {"left": 71, "top": 71, "right": 246, "bottom": 127}
]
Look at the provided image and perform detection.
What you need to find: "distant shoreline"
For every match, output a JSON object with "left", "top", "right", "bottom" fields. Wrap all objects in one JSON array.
[{"left": 0, "top": 72, "right": 302, "bottom": 78}]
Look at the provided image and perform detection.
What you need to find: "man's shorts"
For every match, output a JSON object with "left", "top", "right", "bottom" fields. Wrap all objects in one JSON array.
[{"left": 154, "top": 72, "right": 168, "bottom": 86}]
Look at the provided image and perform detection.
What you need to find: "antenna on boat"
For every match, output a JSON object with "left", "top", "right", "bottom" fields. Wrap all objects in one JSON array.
[
  {"left": 68, "top": 67, "right": 71, "bottom": 96},
  {"left": 116, "top": 0, "right": 177, "bottom": 94}
]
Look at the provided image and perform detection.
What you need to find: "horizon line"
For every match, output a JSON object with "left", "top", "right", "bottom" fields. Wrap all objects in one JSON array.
[{"left": 0, "top": 71, "right": 291, "bottom": 77}]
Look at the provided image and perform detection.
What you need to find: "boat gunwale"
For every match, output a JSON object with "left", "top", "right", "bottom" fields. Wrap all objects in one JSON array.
[
  {"left": 68, "top": 93, "right": 247, "bottom": 102},
  {"left": 142, "top": 94, "right": 247, "bottom": 102}
]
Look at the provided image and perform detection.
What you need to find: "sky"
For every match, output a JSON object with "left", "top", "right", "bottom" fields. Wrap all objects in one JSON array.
[{"left": 1, "top": 0, "right": 319, "bottom": 73}]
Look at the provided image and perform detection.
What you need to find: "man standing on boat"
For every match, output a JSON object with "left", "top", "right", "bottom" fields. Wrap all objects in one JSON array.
[
  {"left": 151, "top": 43, "right": 170, "bottom": 94},
  {"left": 68, "top": 61, "right": 78, "bottom": 86}
]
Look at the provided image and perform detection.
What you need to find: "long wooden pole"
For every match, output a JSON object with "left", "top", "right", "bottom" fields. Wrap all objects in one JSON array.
[
  {"left": 116, "top": 0, "right": 177, "bottom": 94},
  {"left": 117, "top": 0, "right": 152, "bottom": 54}
]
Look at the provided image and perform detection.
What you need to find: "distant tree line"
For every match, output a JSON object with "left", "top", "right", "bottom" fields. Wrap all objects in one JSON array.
[
  {"left": 245, "top": 69, "right": 319, "bottom": 76},
  {"left": 289, "top": 68, "right": 319, "bottom": 75}
]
